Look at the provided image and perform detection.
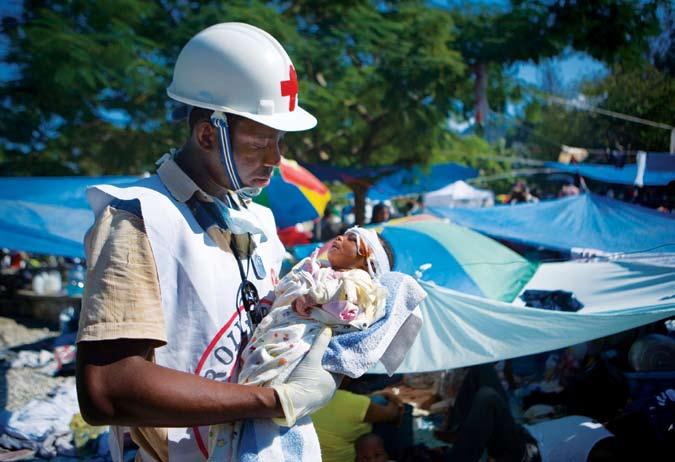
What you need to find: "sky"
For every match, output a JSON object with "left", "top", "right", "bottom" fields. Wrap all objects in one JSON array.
[{"left": 512, "top": 53, "right": 607, "bottom": 90}]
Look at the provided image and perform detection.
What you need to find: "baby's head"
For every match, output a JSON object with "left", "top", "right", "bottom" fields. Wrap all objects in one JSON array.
[
  {"left": 327, "top": 227, "right": 393, "bottom": 276},
  {"left": 355, "top": 433, "right": 389, "bottom": 462}
]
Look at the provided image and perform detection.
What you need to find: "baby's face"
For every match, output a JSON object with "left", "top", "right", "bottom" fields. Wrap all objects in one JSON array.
[
  {"left": 355, "top": 438, "right": 388, "bottom": 462},
  {"left": 327, "top": 233, "right": 367, "bottom": 271}
]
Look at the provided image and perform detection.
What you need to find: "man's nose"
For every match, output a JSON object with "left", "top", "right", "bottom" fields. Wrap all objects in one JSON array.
[{"left": 263, "top": 143, "right": 282, "bottom": 167}]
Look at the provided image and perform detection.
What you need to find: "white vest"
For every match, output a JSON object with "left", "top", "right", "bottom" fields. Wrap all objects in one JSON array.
[{"left": 88, "top": 175, "right": 285, "bottom": 461}]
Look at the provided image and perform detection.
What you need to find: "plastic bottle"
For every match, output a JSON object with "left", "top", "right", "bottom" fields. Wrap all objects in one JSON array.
[
  {"left": 66, "top": 260, "right": 86, "bottom": 297},
  {"left": 59, "top": 306, "right": 78, "bottom": 334},
  {"left": 45, "top": 270, "right": 62, "bottom": 294},
  {"left": 32, "top": 272, "right": 46, "bottom": 295}
]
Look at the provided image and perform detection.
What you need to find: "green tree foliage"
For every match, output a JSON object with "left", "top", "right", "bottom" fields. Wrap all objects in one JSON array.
[
  {"left": 1, "top": 0, "right": 167, "bottom": 174},
  {"left": 1, "top": 0, "right": 467, "bottom": 224},
  {"left": 519, "top": 65, "right": 675, "bottom": 157},
  {"left": 284, "top": 1, "right": 466, "bottom": 223},
  {"left": 450, "top": 0, "right": 666, "bottom": 117},
  {"left": 0, "top": 0, "right": 296, "bottom": 175}
]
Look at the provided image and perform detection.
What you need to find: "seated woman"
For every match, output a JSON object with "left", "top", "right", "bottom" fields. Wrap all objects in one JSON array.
[{"left": 313, "top": 377, "right": 405, "bottom": 462}]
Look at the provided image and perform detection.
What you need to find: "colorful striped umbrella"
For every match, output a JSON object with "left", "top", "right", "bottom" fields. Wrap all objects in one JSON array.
[
  {"left": 292, "top": 214, "right": 537, "bottom": 302},
  {"left": 380, "top": 216, "right": 537, "bottom": 302},
  {"left": 254, "top": 157, "right": 331, "bottom": 229}
]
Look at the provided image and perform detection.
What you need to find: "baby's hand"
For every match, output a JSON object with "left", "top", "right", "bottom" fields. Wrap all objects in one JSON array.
[{"left": 292, "top": 296, "right": 314, "bottom": 317}]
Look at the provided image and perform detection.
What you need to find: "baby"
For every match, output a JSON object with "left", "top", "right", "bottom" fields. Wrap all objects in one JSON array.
[
  {"left": 355, "top": 433, "right": 392, "bottom": 462},
  {"left": 208, "top": 226, "right": 392, "bottom": 459},
  {"left": 239, "top": 226, "right": 391, "bottom": 386}
]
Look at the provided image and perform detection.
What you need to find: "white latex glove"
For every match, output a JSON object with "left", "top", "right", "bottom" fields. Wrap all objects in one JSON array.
[{"left": 271, "top": 327, "right": 340, "bottom": 427}]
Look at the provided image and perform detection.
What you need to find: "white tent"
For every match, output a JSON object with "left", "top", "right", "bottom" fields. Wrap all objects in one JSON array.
[{"left": 423, "top": 180, "right": 494, "bottom": 208}]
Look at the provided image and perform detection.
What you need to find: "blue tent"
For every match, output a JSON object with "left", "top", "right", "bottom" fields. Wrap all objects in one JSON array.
[
  {"left": 0, "top": 176, "right": 138, "bottom": 257},
  {"left": 546, "top": 153, "right": 675, "bottom": 186},
  {"left": 429, "top": 193, "right": 675, "bottom": 254},
  {"left": 368, "top": 163, "right": 478, "bottom": 200},
  {"left": 303, "top": 162, "right": 477, "bottom": 201}
]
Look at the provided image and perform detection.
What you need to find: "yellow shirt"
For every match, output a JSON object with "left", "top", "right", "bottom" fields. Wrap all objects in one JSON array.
[{"left": 312, "top": 390, "right": 372, "bottom": 462}]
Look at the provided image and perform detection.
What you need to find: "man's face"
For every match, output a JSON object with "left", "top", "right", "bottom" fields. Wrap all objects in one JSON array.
[{"left": 230, "top": 117, "right": 285, "bottom": 188}]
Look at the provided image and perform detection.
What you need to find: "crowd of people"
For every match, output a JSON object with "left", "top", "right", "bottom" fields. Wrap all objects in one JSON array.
[{"left": 501, "top": 178, "right": 674, "bottom": 214}]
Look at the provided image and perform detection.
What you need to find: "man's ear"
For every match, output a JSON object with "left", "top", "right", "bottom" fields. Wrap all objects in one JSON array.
[{"left": 193, "top": 120, "right": 217, "bottom": 151}]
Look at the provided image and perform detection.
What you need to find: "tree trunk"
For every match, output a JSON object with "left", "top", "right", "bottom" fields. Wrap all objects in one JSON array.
[
  {"left": 351, "top": 183, "right": 368, "bottom": 226},
  {"left": 474, "top": 62, "right": 489, "bottom": 127}
]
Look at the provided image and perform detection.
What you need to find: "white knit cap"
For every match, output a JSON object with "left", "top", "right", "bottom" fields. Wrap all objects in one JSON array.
[{"left": 345, "top": 226, "right": 391, "bottom": 278}]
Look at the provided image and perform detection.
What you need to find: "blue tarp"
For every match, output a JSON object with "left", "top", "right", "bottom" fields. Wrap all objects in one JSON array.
[
  {"left": 302, "top": 162, "right": 478, "bottom": 200},
  {"left": 429, "top": 193, "right": 675, "bottom": 254},
  {"left": 368, "top": 163, "right": 478, "bottom": 200},
  {"left": 0, "top": 176, "right": 138, "bottom": 257},
  {"left": 546, "top": 154, "right": 675, "bottom": 186},
  {"left": 636, "top": 152, "right": 675, "bottom": 186},
  {"left": 545, "top": 161, "right": 637, "bottom": 185},
  {"left": 372, "top": 260, "right": 675, "bottom": 373}
]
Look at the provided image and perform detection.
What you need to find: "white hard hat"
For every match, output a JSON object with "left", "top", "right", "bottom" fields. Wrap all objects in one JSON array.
[{"left": 167, "top": 22, "right": 316, "bottom": 132}]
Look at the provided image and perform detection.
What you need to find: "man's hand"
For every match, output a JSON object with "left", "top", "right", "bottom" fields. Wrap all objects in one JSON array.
[{"left": 271, "top": 327, "right": 340, "bottom": 426}]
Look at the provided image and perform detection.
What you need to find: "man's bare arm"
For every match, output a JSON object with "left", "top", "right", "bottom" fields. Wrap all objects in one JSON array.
[{"left": 76, "top": 339, "right": 282, "bottom": 427}]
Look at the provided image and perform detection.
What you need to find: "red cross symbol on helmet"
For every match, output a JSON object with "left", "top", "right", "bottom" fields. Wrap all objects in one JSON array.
[{"left": 280, "top": 65, "right": 298, "bottom": 112}]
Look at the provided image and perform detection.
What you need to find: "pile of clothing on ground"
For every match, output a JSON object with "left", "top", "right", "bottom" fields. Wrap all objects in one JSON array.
[
  {"left": 0, "top": 316, "right": 122, "bottom": 460},
  {"left": 0, "top": 383, "right": 110, "bottom": 460}
]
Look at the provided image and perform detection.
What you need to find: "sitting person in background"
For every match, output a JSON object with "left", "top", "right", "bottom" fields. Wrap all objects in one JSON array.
[
  {"left": 313, "top": 377, "right": 405, "bottom": 462},
  {"left": 371, "top": 203, "right": 391, "bottom": 224},
  {"left": 400, "top": 195, "right": 423, "bottom": 216},
  {"left": 313, "top": 204, "right": 342, "bottom": 242},
  {"left": 356, "top": 433, "right": 395, "bottom": 462},
  {"left": 509, "top": 180, "right": 539, "bottom": 204},
  {"left": 558, "top": 182, "right": 581, "bottom": 197},
  {"left": 437, "top": 363, "right": 618, "bottom": 462}
]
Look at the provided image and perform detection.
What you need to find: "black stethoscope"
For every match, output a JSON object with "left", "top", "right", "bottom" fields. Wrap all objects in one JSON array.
[{"left": 187, "top": 192, "right": 265, "bottom": 328}]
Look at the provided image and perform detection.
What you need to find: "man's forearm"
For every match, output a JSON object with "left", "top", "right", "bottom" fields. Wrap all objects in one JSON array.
[{"left": 78, "top": 351, "right": 282, "bottom": 427}]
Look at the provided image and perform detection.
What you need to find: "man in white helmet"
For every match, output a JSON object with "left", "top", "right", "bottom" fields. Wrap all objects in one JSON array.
[{"left": 76, "top": 23, "right": 337, "bottom": 461}]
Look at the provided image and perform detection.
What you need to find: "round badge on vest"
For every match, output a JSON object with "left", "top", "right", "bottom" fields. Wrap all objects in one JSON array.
[{"left": 251, "top": 253, "right": 267, "bottom": 280}]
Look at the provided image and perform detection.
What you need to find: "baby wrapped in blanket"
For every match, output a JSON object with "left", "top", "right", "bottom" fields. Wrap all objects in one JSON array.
[{"left": 208, "top": 226, "right": 392, "bottom": 460}]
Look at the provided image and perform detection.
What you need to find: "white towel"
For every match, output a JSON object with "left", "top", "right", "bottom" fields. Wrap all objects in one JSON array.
[{"left": 322, "top": 271, "right": 426, "bottom": 377}]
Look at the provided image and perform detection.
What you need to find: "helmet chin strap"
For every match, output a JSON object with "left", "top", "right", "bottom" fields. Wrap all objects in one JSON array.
[{"left": 210, "top": 111, "right": 263, "bottom": 200}]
